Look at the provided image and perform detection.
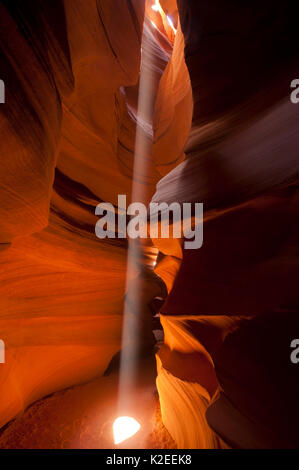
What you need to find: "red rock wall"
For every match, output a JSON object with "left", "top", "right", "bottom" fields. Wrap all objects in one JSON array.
[
  {"left": 0, "top": 0, "right": 191, "bottom": 430},
  {"left": 154, "top": 0, "right": 299, "bottom": 448}
]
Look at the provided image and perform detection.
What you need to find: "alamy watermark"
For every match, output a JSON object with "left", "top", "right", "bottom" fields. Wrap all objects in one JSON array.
[
  {"left": 290, "top": 339, "right": 299, "bottom": 364},
  {"left": 0, "top": 340, "right": 5, "bottom": 364},
  {"left": 0, "top": 80, "right": 5, "bottom": 104},
  {"left": 95, "top": 196, "right": 203, "bottom": 249},
  {"left": 290, "top": 79, "right": 299, "bottom": 104}
]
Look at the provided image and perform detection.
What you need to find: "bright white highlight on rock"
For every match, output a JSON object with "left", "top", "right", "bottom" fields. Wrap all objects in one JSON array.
[
  {"left": 113, "top": 417, "right": 141, "bottom": 445},
  {"left": 166, "top": 15, "right": 177, "bottom": 34}
]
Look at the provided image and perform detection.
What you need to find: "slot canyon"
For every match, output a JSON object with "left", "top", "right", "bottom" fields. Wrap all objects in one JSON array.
[{"left": 0, "top": 0, "right": 298, "bottom": 450}]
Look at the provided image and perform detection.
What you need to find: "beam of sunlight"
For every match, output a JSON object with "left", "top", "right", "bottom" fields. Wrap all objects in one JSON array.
[{"left": 115, "top": 12, "right": 158, "bottom": 438}]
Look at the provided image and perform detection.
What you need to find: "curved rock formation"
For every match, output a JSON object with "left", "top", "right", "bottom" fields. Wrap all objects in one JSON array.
[
  {"left": 153, "top": 0, "right": 299, "bottom": 449},
  {"left": 0, "top": 0, "right": 189, "bottom": 430}
]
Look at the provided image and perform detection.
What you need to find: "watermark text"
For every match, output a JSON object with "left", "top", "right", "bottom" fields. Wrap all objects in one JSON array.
[{"left": 95, "top": 196, "right": 203, "bottom": 249}]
